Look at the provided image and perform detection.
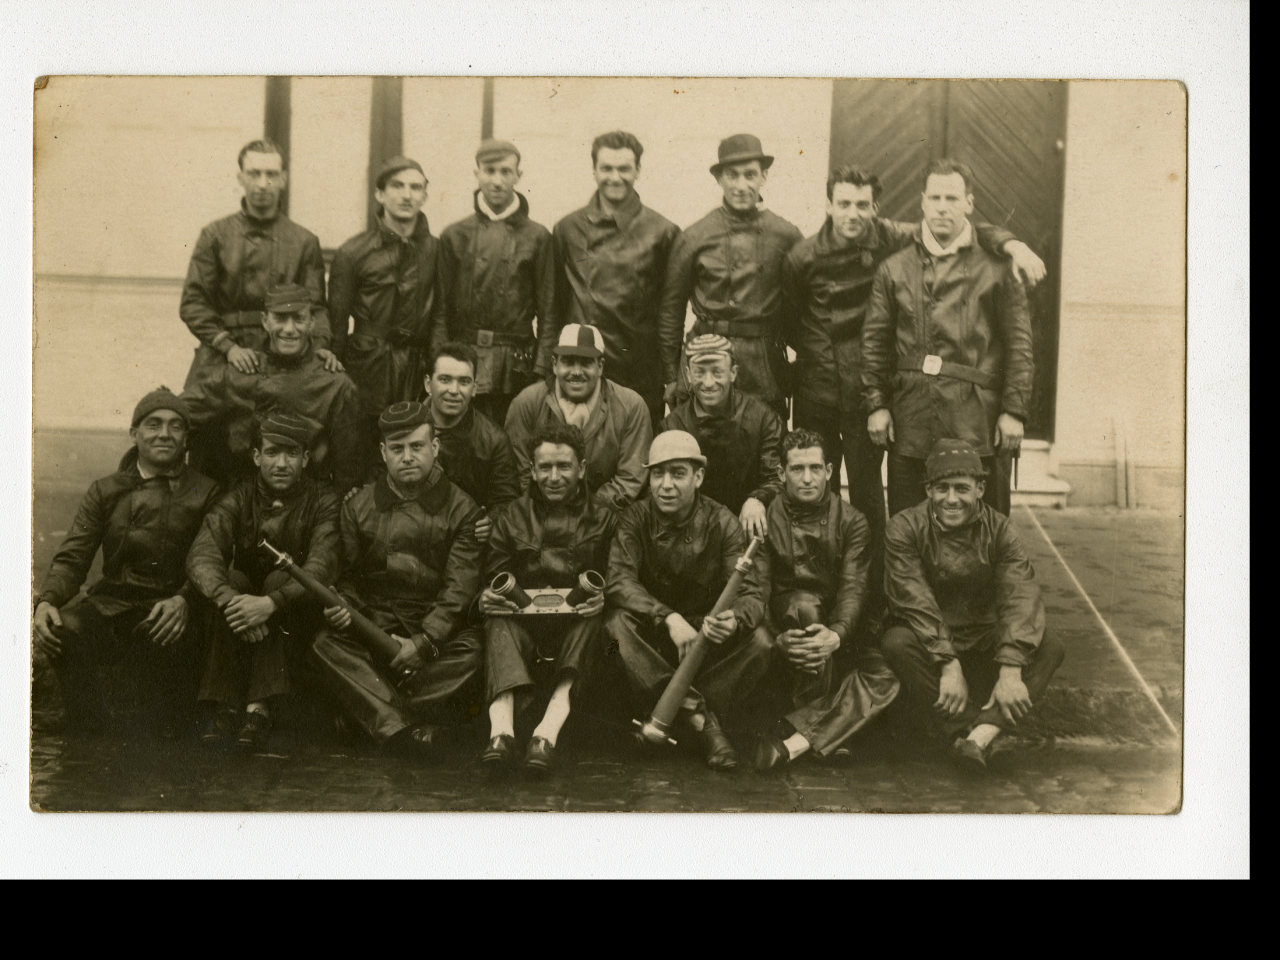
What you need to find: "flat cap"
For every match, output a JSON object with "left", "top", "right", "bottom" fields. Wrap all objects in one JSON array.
[
  {"left": 925, "top": 438, "right": 988, "bottom": 483},
  {"left": 685, "top": 332, "right": 734, "bottom": 363},
  {"left": 264, "top": 283, "right": 312, "bottom": 314},
  {"left": 259, "top": 411, "right": 311, "bottom": 450},
  {"left": 132, "top": 386, "right": 189, "bottom": 429},
  {"left": 375, "top": 155, "right": 426, "bottom": 190},
  {"left": 378, "top": 400, "right": 432, "bottom": 438},
  {"left": 476, "top": 138, "right": 521, "bottom": 166},
  {"left": 710, "top": 133, "right": 774, "bottom": 176},
  {"left": 644, "top": 430, "right": 707, "bottom": 469},
  {"left": 553, "top": 323, "right": 604, "bottom": 359}
]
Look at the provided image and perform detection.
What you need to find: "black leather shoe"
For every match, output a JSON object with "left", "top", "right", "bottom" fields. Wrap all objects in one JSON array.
[
  {"left": 202, "top": 708, "right": 240, "bottom": 748},
  {"left": 754, "top": 733, "right": 790, "bottom": 773},
  {"left": 524, "top": 736, "right": 556, "bottom": 777},
  {"left": 697, "top": 713, "right": 739, "bottom": 772},
  {"left": 481, "top": 734, "right": 517, "bottom": 775},
  {"left": 405, "top": 723, "right": 447, "bottom": 759},
  {"left": 236, "top": 711, "right": 273, "bottom": 752},
  {"left": 951, "top": 737, "right": 989, "bottom": 774}
]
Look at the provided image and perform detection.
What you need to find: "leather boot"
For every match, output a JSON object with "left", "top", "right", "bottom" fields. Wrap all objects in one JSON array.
[{"left": 695, "top": 711, "right": 739, "bottom": 772}]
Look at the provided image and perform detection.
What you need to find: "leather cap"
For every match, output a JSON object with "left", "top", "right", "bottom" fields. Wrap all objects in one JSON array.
[
  {"left": 375, "top": 155, "right": 426, "bottom": 190},
  {"left": 476, "top": 138, "right": 521, "bottom": 165},
  {"left": 710, "top": 133, "right": 774, "bottom": 176}
]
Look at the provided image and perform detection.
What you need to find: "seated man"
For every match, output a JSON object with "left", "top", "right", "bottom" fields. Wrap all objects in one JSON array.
[
  {"left": 423, "top": 342, "right": 521, "bottom": 543},
  {"left": 312, "top": 401, "right": 484, "bottom": 757},
  {"left": 33, "top": 388, "right": 222, "bottom": 735},
  {"left": 880, "top": 438, "right": 1065, "bottom": 771},
  {"left": 182, "top": 283, "right": 366, "bottom": 495},
  {"left": 751, "top": 429, "right": 900, "bottom": 771},
  {"left": 661, "top": 333, "right": 784, "bottom": 539},
  {"left": 186, "top": 412, "right": 340, "bottom": 751},
  {"left": 478, "top": 422, "right": 617, "bottom": 777},
  {"left": 506, "top": 323, "right": 653, "bottom": 514},
  {"left": 605, "top": 431, "right": 772, "bottom": 771}
]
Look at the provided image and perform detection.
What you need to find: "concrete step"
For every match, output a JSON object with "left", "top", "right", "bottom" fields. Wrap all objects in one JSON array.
[{"left": 1012, "top": 439, "right": 1071, "bottom": 508}]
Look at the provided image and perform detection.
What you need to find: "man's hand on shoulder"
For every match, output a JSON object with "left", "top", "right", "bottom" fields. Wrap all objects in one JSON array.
[
  {"left": 316, "top": 348, "right": 345, "bottom": 373},
  {"left": 1002, "top": 240, "right": 1046, "bottom": 290},
  {"left": 225, "top": 345, "right": 260, "bottom": 375},
  {"left": 739, "top": 497, "right": 767, "bottom": 540}
]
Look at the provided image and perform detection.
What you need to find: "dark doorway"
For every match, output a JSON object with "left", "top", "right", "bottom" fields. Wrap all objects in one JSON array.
[{"left": 829, "top": 80, "right": 1067, "bottom": 441}]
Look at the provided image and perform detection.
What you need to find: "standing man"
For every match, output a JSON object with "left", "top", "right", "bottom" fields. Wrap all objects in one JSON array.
[
  {"left": 180, "top": 139, "right": 338, "bottom": 468},
  {"left": 551, "top": 131, "right": 680, "bottom": 428},
  {"left": 423, "top": 342, "right": 521, "bottom": 543},
  {"left": 661, "top": 333, "right": 784, "bottom": 540},
  {"left": 784, "top": 164, "right": 1043, "bottom": 545},
  {"left": 505, "top": 324, "right": 652, "bottom": 514},
  {"left": 478, "top": 423, "right": 617, "bottom": 777},
  {"left": 863, "top": 159, "right": 1035, "bottom": 516},
  {"left": 750, "top": 430, "right": 900, "bottom": 772},
  {"left": 879, "top": 439, "right": 1064, "bottom": 771},
  {"left": 33, "top": 388, "right": 222, "bottom": 735},
  {"left": 659, "top": 134, "right": 803, "bottom": 417},
  {"left": 186, "top": 413, "right": 340, "bottom": 752},
  {"left": 181, "top": 283, "right": 366, "bottom": 494},
  {"left": 434, "top": 139, "right": 556, "bottom": 427},
  {"left": 604, "top": 431, "right": 773, "bottom": 771},
  {"left": 329, "top": 156, "right": 441, "bottom": 457},
  {"left": 311, "top": 402, "right": 484, "bottom": 757}
]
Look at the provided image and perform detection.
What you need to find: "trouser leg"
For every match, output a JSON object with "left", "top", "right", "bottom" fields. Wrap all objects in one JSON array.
[
  {"left": 637, "top": 388, "right": 666, "bottom": 434},
  {"left": 887, "top": 453, "right": 929, "bottom": 517},
  {"left": 607, "top": 608, "right": 706, "bottom": 715},
  {"left": 983, "top": 454, "right": 1011, "bottom": 516},
  {"left": 311, "top": 628, "right": 417, "bottom": 741},
  {"left": 485, "top": 617, "right": 537, "bottom": 702},
  {"left": 784, "top": 647, "right": 900, "bottom": 755},
  {"left": 47, "top": 596, "right": 113, "bottom": 728},
  {"left": 961, "top": 633, "right": 1065, "bottom": 731},
  {"left": 403, "top": 627, "right": 484, "bottom": 723}
]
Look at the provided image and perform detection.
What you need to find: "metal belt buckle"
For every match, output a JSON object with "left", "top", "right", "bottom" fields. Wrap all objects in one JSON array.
[
  {"left": 476, "top": 330, "right": 494, "bottom": 347},
  {"left": 922, "top": 354, "right": 943, "bottom": 376}
]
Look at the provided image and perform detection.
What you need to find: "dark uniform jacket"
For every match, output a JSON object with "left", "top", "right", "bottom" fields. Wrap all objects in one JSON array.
[
  {"left": 335, "top": 464, "right": 482, "bottom": 650},
  {"left": 884, "top": 499, "right": 1045, "bottom": 667},
  {"left": 783, "top": 218, "right": 1017, "bottom": 415},
  {"left": 37, "top": 448, "right": 221, "bottom": 615},
  {"left": 862, "top": 230, "right": 1033, "bottom": 459},
  {"left": 755, "top": 490, "right": 870, "bottom": 643},
  {"left": 434, "top": 192, "right": 557, "bottom": 395},
  {"left": 186, "top": 475, "right": 340, "bottom": 612},
  {"left": 606, "top": 494, "right": 763, "bottom": 632},
  {"left": 328, "top": 211, "right": 440, "bottom": 415},
  {"left": 180, "top": 201, "right": 330, "bottom": 356},
  {"left": 181, "top": 345, "right": 366, "bottom": 493},
  {"left": 661, "top": 386, "right": 784, "bottom": 514},
  {"left": 484, "top": 484, "right": 617, "bottom": 589},
  {"left": 551, "top": 190, "right": 679, "bottom": 398},
  {"left": 505, "top": 377, "right": 653, "bottom": 514},
  {"left": 434, "top": 406, "right": 521, "bottom": 514},
  {"left": 658, "top": 204, "right": 803, "bottom": 406}
]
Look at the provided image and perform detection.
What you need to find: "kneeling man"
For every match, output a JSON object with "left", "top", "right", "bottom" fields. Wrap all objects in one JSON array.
[
  {"left": 880, "top": 439, "right": 1064, "bottom": 770},
  {"left": 605, "top": 431, "right": 772, "bottom": 771},
  {"left": 312, "top": 401, "right": 484, "bottom": 756},
  {"left": 478, "top": 423, "right": 617, "bottom": 776}
]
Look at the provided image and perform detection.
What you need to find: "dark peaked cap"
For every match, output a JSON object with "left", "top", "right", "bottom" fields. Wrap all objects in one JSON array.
[{"left": 264, "top": 283, "right": 312, "bottom": 313}]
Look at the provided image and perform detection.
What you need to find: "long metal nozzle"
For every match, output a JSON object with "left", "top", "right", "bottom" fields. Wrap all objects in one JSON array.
[
  {"left": 632, "top": 717, "right": 677, "bottom": 747},
  {"left": 258, "top": 537, "right": 293, "bottom": 569}
]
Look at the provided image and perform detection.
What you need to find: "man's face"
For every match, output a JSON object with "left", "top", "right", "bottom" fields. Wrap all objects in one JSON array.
[
  {"left": 716, "top": 160, "right": 766, "bottom": 212},
  {"left": 921, "top": 172, "right": 974, "bottom": 246},
  {"left": 649, "top": 460, "right": 703, "bottom": 516},
  {"left": 475, "top": 153, "right": 521, "bottom": 212},
  {"left": 928, "top": 474, "right": 985, "bottom": 529},
  {"left": 688, "top": 355, "right": 736, "bottom": 410},
  {"left": 427, "top": 355, "right": 476, "bottom": 421},
  {"left": 130, "top": 410, "right": 188, "bottom": 471},
  {"left": 553, "top": 354, "right": 604, "bottom": 403},
  {"left": 375, "top": 168, "right": 428, "bottom": 224},
  {"left": 782, "top": 446, "right": 832, "bottom": 504},
  {"left": 254, "top": 439, "right": 309, "bottom": 492},
  {"left": 531, "top": 442, "right": 583, "bottom": 503},
  {"left": 262, "top": 308, "right": 314, "bottom": 358},
  {"left": 381, "top": 424, "right": 438, "bottom": 488},
  {"left": 237, "top": 150, "right": 287, "bottom": 215},
  {"left": 593, "top": 147, "right": 639, "bottom": 206},
  {"left": 828, "top": 182, "right": 878, "bottom": 243}
]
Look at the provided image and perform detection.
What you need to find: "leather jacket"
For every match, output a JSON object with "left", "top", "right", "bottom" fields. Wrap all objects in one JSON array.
[
  {"left": 484, "top": 483, "right": 617, "bottom": 589},
  {"left": 434, "top": 406, "right": 522, "bottom": 514}
]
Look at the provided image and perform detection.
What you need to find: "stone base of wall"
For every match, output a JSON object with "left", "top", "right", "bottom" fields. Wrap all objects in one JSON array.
[{"left": 1059, "top": 462, "right": 1184, "bottom": 510}]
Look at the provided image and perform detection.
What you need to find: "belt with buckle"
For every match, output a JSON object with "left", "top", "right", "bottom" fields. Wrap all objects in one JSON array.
[
  {"left": 222, "top": 310, "right": 266, "bottom": 328},
  {"left": 473, "top": 329, "right": 531, "bottom": 348},
  {"left": 901, "top": 355, "right": 996, "bottom": 389},
  {"left": 695, "top": 319, "right": 772, "bottom": 339}
]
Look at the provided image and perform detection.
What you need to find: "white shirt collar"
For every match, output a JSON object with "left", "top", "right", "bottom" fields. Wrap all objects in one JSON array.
[
  {"left": 921, "top": 218, "right": 973, "bottom": 257},
  {"left": 478, "top": 194, "right": 520, "bottom": 221}
]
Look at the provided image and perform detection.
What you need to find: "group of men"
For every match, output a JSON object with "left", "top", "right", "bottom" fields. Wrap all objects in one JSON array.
[{"left": 34, "top": 130, "right": 1064, "bottom": 776}]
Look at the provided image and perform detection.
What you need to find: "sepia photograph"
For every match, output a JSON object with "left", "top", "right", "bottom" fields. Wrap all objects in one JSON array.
[{"left": 30, "top": 74, "right": 1189, "bottom": 817}]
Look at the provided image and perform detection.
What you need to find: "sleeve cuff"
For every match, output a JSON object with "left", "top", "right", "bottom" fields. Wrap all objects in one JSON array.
[
  {"left": 211, "top": 331, "right": 233, "bottom": 352},
  {"left": 265, "top": 590, "right": 287, "bottom": 611}
]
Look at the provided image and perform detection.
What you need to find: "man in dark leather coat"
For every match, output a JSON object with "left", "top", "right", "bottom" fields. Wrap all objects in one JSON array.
[
  {"left": 477, "top": 422, "right": 617, "bottom": 778},
  {"left": 312, "top": 402, "right": 483, "bottom": 757},
  {"left": 661, "top": 333, "right": 783, "bottom": 542},
  {"left": 863, "top": 159, "right": 1035, "bottom": 516},
  {"left": 186, "top": 412, "right": 340, "bottom": 751},
  {"left": 750, "top": 430, "right": 900, "bottom": 772},
  {"left": 434, "top": 139, "right": 556, "bottom": 427},
  {"left": 551, "top": 131, "right": 680, "bottom": 428},
  {"left": 604, "top": 431, "right": 772, "bottom": 772},
  {"left": 880, "top": 439, "right": 1064, "bottom": 771},
  {"left": 34, "top": 388, "right": 222, "bottom": 734},
  {"left": 329, "top": 156, "right": 441, "bottom": 458}
]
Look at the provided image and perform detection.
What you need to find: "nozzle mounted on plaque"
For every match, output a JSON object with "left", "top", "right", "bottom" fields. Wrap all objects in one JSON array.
[{"left": 490, "top": 570, "right": 605, "bottom": 615}]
